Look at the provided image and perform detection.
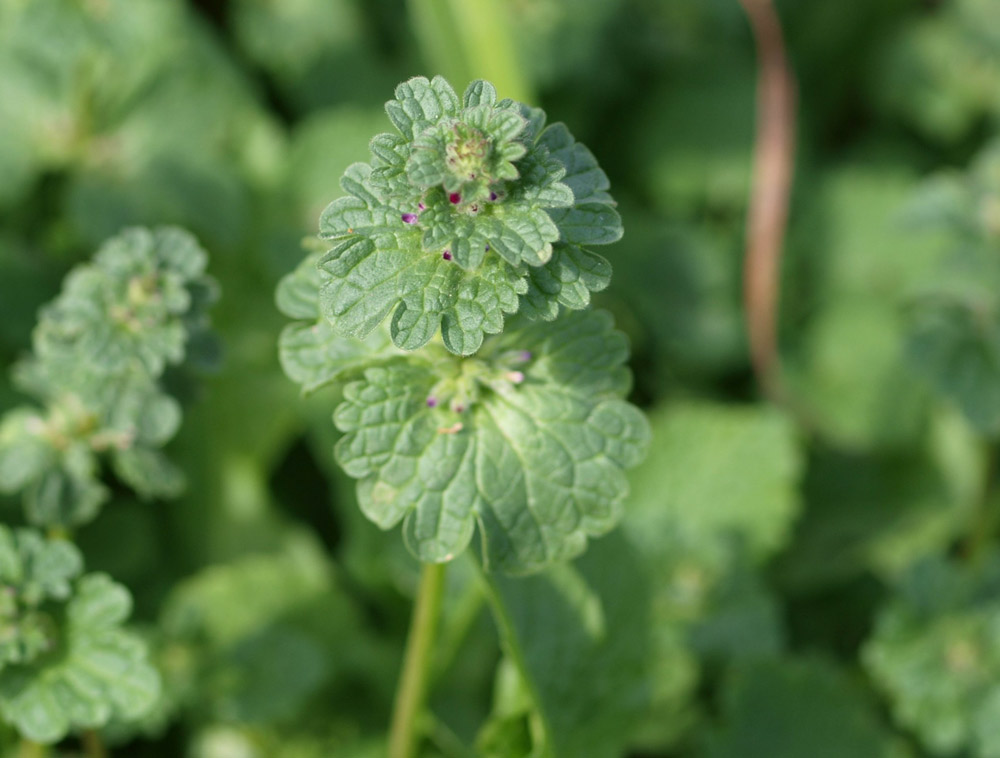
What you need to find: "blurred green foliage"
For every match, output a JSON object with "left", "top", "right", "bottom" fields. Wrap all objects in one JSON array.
[{"left": 1, "top": 0, "right": 1000, "bottom": 755}]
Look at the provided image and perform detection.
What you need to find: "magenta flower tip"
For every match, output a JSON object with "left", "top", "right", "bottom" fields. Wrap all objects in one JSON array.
[
  {"left": 442, "top": 250, "right": 453, "bottom": 261},
  {"left": 426, "top": 397, "right": 438, "bottom": 408},
  {"left": 401, "top": 213, "right": 418, "bottom": 224},
  {"left": 418, "top": 202, "right": 426, "bottom": 210},
  {"left": 449, "top": 193, "right": 461, "bottom": 205}
]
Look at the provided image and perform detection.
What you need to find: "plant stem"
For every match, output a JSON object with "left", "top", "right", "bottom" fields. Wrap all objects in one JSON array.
[
  {"left": 19, "top": 740, "right": 48, "bottom": 758},
  {"left": 407, "top": 0, "right": 468, "bottom": 89},
  {"left": 388, "top": 561, "right": 448, "bottom": 758},
  {"left": 737, "top": 0, "right": 796, "bottom": 403},
  {"left": 964, "top": 441, "right": 997, "bottom": 563},
  {"left": 82, "top": 729, "right": 108, "bottom": 758},
  {"left": 444, "top": 0, "right": 533, "bottom": 103},
  {"left": 407, "top": 0, "right": 534, "bottom": 104}
]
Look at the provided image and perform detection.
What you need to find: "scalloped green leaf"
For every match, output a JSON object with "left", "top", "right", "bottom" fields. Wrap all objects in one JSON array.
[
  {"left": 111, "top": 447, "right": 185, "bottom": 499},
  {"left": 863, "top": 554, "right": 1000, "bottom": 757},
  {"left": 0, "top": 409, "right": 55, "bottom": 494},
  {"left": 0, "top": 529, "right": 159, "bottom": 743},
  {"left": 520, "top": 245, "right": 612, "bottom": 320},
  {"left": 538, "top": 123, "right": 614, "bottom": 206},
  {"left": 277, "top": 250, "right": 405, "bottom": 389},
  {"left": 385, "top": 75, "right": 460, "bottom": 141},
  {"left": 316, "top": 168, "right": 526, "bottom": 355},
  {"left": 0, "top": 575, "right": 160, "bottom": 744},
  {"left": 276, "top": 251, "right": 325, "bottom": 321},
  {"left": 0, "top": 526, "right": 82, "bottom": 609},
  {"left": 548, "top": 203, "right": 624, "bottom": 246},
  {"left": 332, "top": 310, "right": 649, "bottom": 574}
]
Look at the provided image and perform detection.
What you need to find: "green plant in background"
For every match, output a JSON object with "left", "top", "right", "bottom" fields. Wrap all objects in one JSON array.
[
  {"left": 0, "top": 227, "right": 216, "bottom": 752},
  {"left": 278, "top": 75, "right": 648, "bottom": 755},
  {"left": 0, "top": 526, "right": 159, "bottom": 743},
  {"left": 0, "top": 228, "right": 217, "bottom": 529},
  {"left": 864, "top": 554, "right": 1000, "bottom": 758}
]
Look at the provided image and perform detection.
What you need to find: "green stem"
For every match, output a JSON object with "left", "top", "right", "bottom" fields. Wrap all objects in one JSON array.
[
  {"left": 407, "top": 0, "right": 534, "bottom": 104},
  {"left": 964, "top": 441, "right": 997, "bottom": 563},
  {"left": 432, "top": 560, "right": 486, "bottom": 681},
  {"left": 19, "top": 739, "right": 48, "bottom": 758},
  {"left": 46, "top": 525, "right": 72, "bottom": 541},
  {"left": 388, "top": 561, "right": 448, "bottom": 758},
  {"left": 82, "top": 729, "right": 108, "bottom": 758},
  {"left": 473, "top": 568, "right": 552, "bottom": 751},
  {"left": 444, "top": 0, "right": 533, "bottom": 103}
]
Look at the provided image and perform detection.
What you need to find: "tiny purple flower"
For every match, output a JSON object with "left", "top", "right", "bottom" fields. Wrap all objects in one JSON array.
[
  {"left": 519, "top": 350, "right": 532, "bottom": 362},
  {"left": 418, "top": 202, "right": 426, "bottom": 211},
  {"left": 449, "top": 193, "right": 461, "bottom": 205},
  {"left": 442, "top": 250, "right": 453, "bottom": 261},
  {"left": 426, "top": 397, "right": 438, "bottom": 408},
  {"left": 489, "top": 192, "right": 498, "bottom": 201},
  {"left": 401, "top": 213, "right": 418, "bottom": 224},
  {"left": 485, "top": 243, "right": 490, "bottom": 251}
]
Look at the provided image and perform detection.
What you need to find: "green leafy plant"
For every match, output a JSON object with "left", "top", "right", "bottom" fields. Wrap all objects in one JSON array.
[
  {"left": 278, "top": 75, "right": 648, "bottom": 755},
  {"left": 0, "top": 227, "right": 217, "bottom": 529},
  {"left": 305, "top": 75, "right": 622, "bottom": 356},
  {"left": 0, "top": 226, "right": 215, "bottom": 751},
  {"left": 0, "top": 525, "right": 159, "bottom": 743},
  {"left": 864, "top": 554, "right": 1000, "bottom": 757},
  {"left": 279, "top": 76, "right": 646, "bottom": 573}
]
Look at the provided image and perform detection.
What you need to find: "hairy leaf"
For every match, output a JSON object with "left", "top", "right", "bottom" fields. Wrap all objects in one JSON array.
[
  {"left": 864, "top": 553, "right": 1000, "bottom": 757},
  {"left": 0, "top": 227, "right": 217, "bottom": 526},
  {"left": 0, "top": 527, "right": 159, "bottom": 743},
  {"left": 332, "top": 310, "right": 649, "bottom": 573}
]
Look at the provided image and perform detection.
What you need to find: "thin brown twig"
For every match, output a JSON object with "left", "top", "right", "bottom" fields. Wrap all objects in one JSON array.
[{"left": 737, "top": 0, "right": 797, "bottom": 403}]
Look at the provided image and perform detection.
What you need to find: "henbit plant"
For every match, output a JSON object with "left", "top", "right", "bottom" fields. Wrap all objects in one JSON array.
[
  {"left": 0, "top": 227, "right": 218, "bottom": 529},
  {"left": 0, "top": 526, "right": 159, "bottom": 744},
  {"left": 277, "top": 75, "right": 649, "bottom": 756},
  {"left": 0, "top": 227, "right": 217, "bottom": 751}
]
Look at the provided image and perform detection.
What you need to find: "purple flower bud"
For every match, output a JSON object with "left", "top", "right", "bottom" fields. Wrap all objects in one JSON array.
[
  {"left": 489, "top": 192, "right": 498, "bottom": 201},
  {"left": 449, "top": 193, "right": 461, "bottom": 205},
  {"left": 418, "top": 202, "right": 426, "bottom": 210},
  {"left": 519, "top": 350, "right": 532, "bottom": 362},
  {"left": 485, "top": 243, "right": 490, "bottom": 251},
  {"left": 442, "top": 250, "right": 452, "bottom": 261},
  {"left": 426, "top": 397, "right": 438, "bottom": 408},
  {"left": 401, "top": 213, "right": 418, "bottom": 224}
]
